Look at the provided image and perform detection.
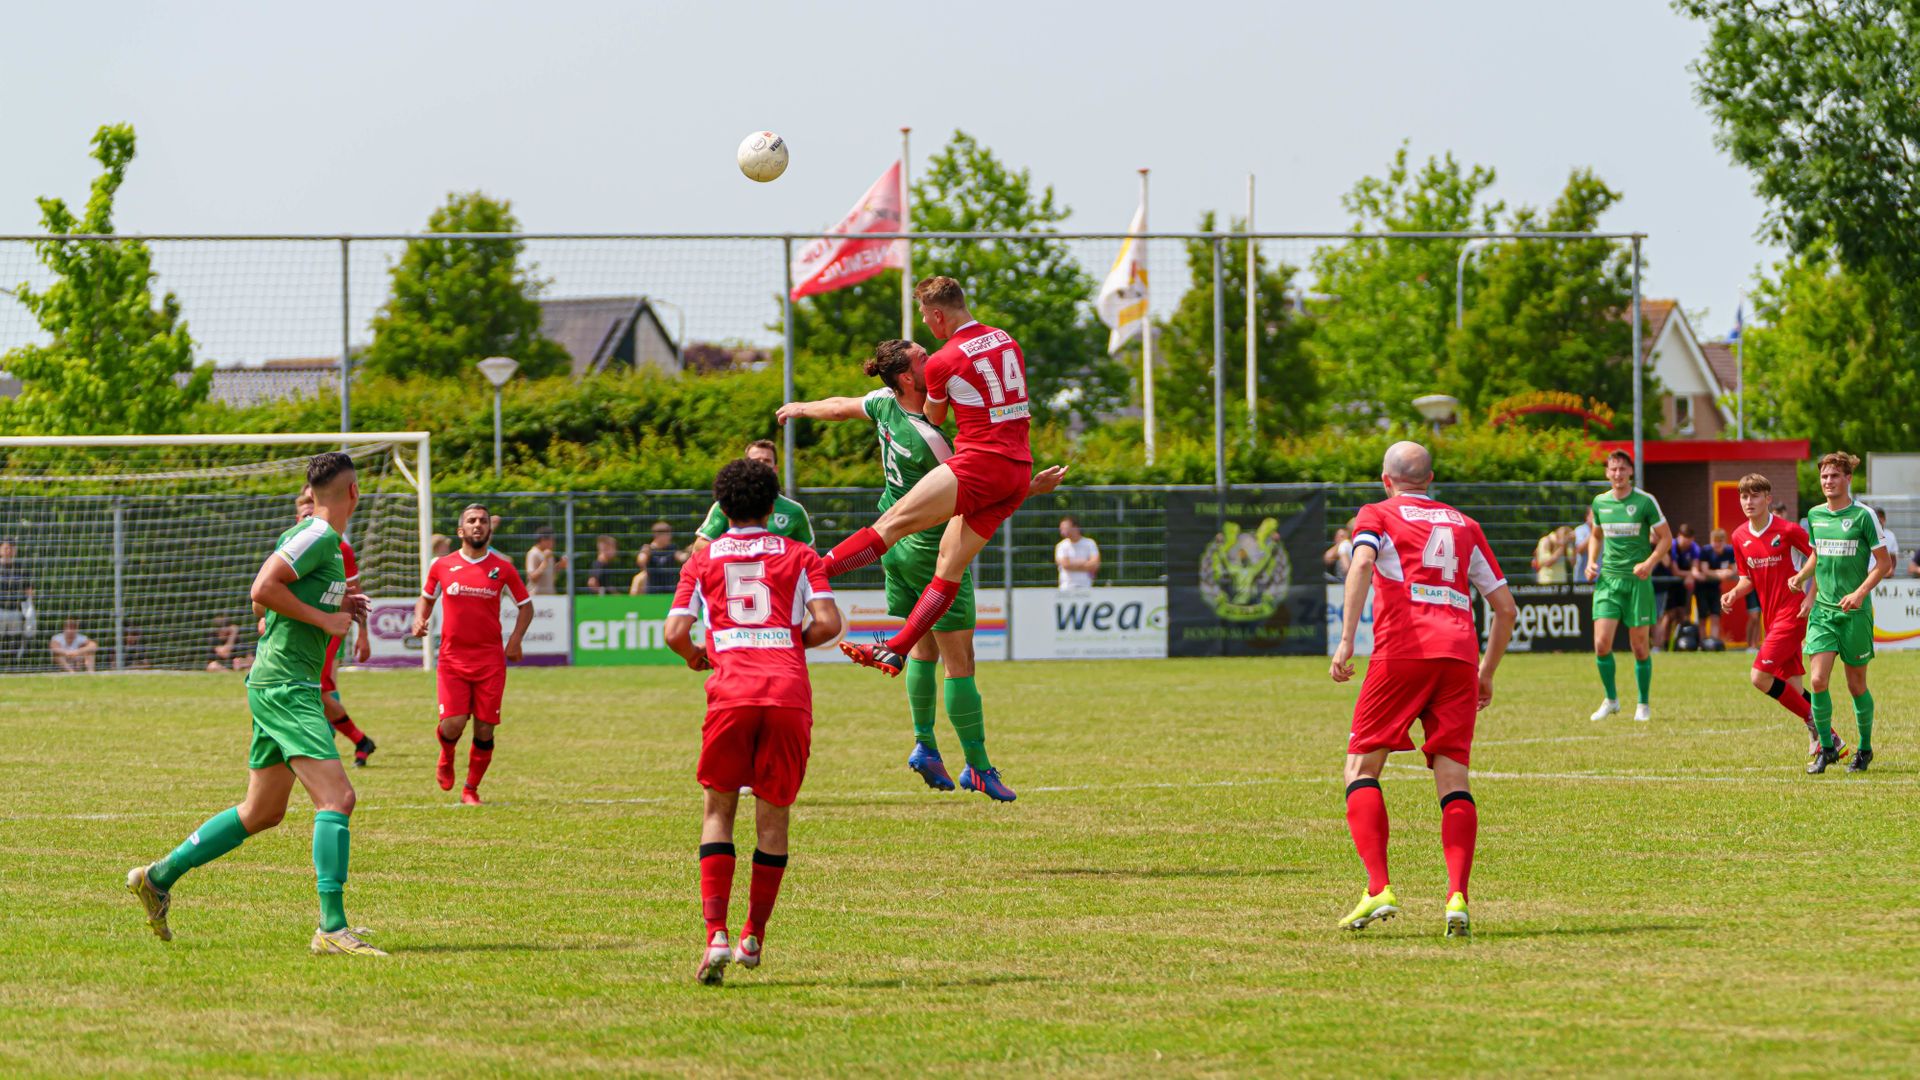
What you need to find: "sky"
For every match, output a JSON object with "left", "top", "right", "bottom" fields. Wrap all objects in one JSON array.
[{"left": 1, "top": 0, "right": 1773, "bottom": 355}]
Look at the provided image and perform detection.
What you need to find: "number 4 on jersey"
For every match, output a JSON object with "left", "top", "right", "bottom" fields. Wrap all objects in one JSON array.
[
  {"left": 971, "top": 350, "right": 1026, "bottom": 405},
  {"left": 1422, "top": 525, "right": 1458, "bottom": 582}
]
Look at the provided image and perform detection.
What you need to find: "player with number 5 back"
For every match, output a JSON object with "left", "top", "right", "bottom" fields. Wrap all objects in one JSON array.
[{"left": 817, "top": 276, "right": 1036, "bottom": 682}]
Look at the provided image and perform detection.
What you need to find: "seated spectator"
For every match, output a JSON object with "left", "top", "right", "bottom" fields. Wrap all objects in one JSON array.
[
  {"left": 207, "top": 616, "right": 252, "bottom": 673},
  {"left": 123, "top": 625, "right": 150, "bottom": 670},
  {"left": 50, "top": 618, "right": 96, "bottom": 673}
]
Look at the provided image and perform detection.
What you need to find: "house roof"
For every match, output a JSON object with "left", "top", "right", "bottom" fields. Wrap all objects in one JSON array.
[
  {"left": 1701, "top": 341, "right": 1739, "bottom": 394},
  {"left": 539, "top": 296, "right": 679, "bottom": 375},
  {"left": 1638, "top": 299, "right": 1675, "bottom": 363}
]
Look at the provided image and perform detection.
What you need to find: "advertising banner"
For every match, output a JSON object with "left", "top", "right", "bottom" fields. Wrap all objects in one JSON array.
[
  {"left": 1012, "top": 587, "right": 1166, "bottom": 660},
  {"left": 1324, "top": 584, "right": 1375, "bottom": 657},
  {"left": 1495, "top": 582, "right": 1593, "bottom": 653},
  {"left": 1870, "top": 579, "right": 1920, "bottom": 650},
  {"left": 811, "top": 588, "right": 1008, "bottom": 663},
  {"left": 572, "top": 594, "right": 680, "bottom": 666},
  {"left": 1167, "top": 489, "right": 1327, "bottom": 656},
  {"left": 363, "top": 594, "right": 571, "bottom": 667}
]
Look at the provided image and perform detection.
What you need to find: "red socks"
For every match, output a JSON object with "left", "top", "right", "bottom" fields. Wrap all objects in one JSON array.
[
  {"left": 822, "top": 526, "right": 889, "bottom": 579},
  {"left": 886, "top": 576, "right": 961, "bottom": 654},
  {"left": 743, "top": 849, "right": 788, "bottom": 942},
  {"left": 465, "top": 737, "right": 494, "bottom": 792},
  {"left": 698, "top": 843, "right": 736, "bottom": 937},
  {"left": 1771, "top": 679, "right": 1813, "bottom": 723},
  {"left": 330, "top": 714, "right": 366, "bottom": 743},
  {"left": 1441, "top": 791, "right": 1477, "bottom": 899},
  {"left": 1345, "top": 778, "right": 1391, "bottom": 895}
]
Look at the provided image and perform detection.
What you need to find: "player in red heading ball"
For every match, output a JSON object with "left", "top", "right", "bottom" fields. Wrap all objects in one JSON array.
[{"left": 667, "top": 458, "right": 841, "bottom": 985}]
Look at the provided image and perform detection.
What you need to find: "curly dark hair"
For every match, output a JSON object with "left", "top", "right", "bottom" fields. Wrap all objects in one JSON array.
[
  {"left": 863, "top": 339, "right": 917, "bottom": 393},
  {"left": 306, "top": 451, "right": 356, "bottom": 493},
  {"left": 714, "top": 458, "right": 779, "bottom": 524}
]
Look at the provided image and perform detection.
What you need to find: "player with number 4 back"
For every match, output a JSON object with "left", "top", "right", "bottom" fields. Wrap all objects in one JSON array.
[
  {"left": 815, "top": 277, "right": 1037, "bottom": 683},
  {"left": 1329, "top": 442, "right": 1517, "bottom": 939},
  {"left": 667, "top": 458, "right": 841, "bottom": 985}
]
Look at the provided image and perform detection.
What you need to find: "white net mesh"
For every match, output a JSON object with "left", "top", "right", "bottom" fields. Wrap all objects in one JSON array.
[{"left": 0, "top": 440, "right": 422, "bottom": 673}]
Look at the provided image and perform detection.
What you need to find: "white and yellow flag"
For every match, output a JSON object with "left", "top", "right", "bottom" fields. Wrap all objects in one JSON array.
[{"left": 1096, "top": 201, "right": 1148, "bottom": 353}]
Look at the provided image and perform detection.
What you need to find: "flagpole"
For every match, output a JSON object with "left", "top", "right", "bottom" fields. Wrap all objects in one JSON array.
[
  {"left": 1140, "top": 167, "right": 1155, "bottom": 466},
  {"left": 900, "top": 127, "right": 913, "bottom": 341},
  {"left": 1245, "top": 173, "right": 1256, "bottom": 435},
  {"left": 1735, "top": 296, "right": 1744, "bottom": 441}
]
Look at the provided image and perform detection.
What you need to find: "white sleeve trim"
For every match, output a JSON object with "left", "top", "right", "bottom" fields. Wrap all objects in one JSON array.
[
  {"left": 516, "top": 597, "right": 534, "bottom": 606},
  {"left": 668, "top": 606, "right": 696, "bottom": 618},
  {"left": 1351, "top": 531, "right": 1382, "bottom": 551}
]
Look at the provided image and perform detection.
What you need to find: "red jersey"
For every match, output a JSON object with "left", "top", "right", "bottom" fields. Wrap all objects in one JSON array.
[
  {"left": 422, "top": 548, "right": 530, "bottom": 672},
  {"left": 670, "top": 527, "right": 832, "bottom": 709},
  {"left": 924, "top": 321, "right": 1032, "bottom": 464},
  {"left": 1352, "top": 494, "right": 1507, "bottom": 664},
  {"left": 341, "top": 541, "right": 359, "bottom": 586},
  {"left": 1731, "top": 515, "right": 1812, "bottom": 628}
]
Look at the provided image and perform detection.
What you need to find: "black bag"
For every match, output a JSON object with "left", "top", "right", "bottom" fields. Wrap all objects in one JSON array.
[{"left": 1674, "top": 621, "right": 1702, "bottom": 652}]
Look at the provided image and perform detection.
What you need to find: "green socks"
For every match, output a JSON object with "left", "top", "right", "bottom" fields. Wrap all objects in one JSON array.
[
  {"left": 1853, "top": 689, "right": 1875, "bottom": 753},
  {"left": 905, "top": 658, "right": 940, "bottom": 748},
  {"left": 1634, "top": 658, "right": 1653, "bottom": 706},
  {"left": 313, "top": 810, "right": 351, "bottom": 933},
  {"left": 944, "top": 676, "right": 992, "bottom": 771},
  {"left": 1811, "top": 689, "right": 1834, "bottom": 749},
  {"left": 150, "top": 806, "right": 251, "bottom": 890},
  {"left": 1595, "top": 654, "right": 1617, "bottom": 700}
]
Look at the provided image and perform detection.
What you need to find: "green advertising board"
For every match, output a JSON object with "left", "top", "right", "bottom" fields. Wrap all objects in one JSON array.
[{"left": 572, "top": 594, "right": 681, "bottom": 666}]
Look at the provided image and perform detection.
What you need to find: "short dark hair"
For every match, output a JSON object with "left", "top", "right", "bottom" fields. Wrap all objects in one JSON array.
[
  {"left": 1605, "top": 449, "right": 1633, "bottom": 468},
  {"left": 714, "top": 459, "right": 779, "bottom": 524},
  {"left": 863, "top": 339, "right": 917, "bottom": 392},
  {"left": 746, "top": 439, "right": 778, "bottom": 458},
  {"left": 306, "top": 451, "right": 355, "bottom": 493},
  {"left": 461, "top": 502, "right": 489, "bottom": 519},
  {"left": 535, "top": 524, "right": 554, "bottom": 539},
  {"left": 1060, "top": 515, "right": 1079, "bottom": 527}
]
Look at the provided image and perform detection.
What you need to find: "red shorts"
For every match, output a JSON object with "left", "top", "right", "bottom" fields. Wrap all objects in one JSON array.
[
  {"left": 698, "top": 704, "right": 812, "bottom": 807},
  {"left": 947, "top": 449, "right": 1030, "bottom": 538},
  {"left": 1754, "top": 618, "right": 1806, "bottom": 680},
  {"left": 1349, "top": 657, "right": 1478, "bottom": 767},
  {"left": 321, "top": 635, "right": 343, "bottom": 694},
  {"left": 438, "top": 665, "right": 506, "bottom": 725}
]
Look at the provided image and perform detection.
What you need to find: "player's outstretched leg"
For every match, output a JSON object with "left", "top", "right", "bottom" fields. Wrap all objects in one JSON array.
[
  {"left": 326, "top": 693, "right": 376, "bottom": 767},
  {"left": 127, "top": 766, "right": 290, "bottom": 942},
  {"left": 1339, "top": 774, "right": 1397, "bottom": 930}
]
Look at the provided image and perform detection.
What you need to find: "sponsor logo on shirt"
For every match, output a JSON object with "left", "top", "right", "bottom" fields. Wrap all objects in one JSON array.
[
  {"left": 1397, "top": 505, "right": 1466, "bottom": 525},
  {"left": 1602, "top": 522, "right": 1642, "bottom": 538},
  {"left": 446, "top": 581, "right": 503, "bottom": 599},
  {"left": 320, "top": 581, "right": 346, "bottom": 606},
  {"left": 957, "top": 328, "right": 1012, "bottom": 357},
  {"left": 711, "top": 626, "right": 795, "bottom": 651},
  {"left": 713, "top": 535, "right": 787, "bottom": 558},
  {"left": 1815, "top": 539, "right": 1859, "bottom": 557},
  {"left": 1410, "top": 583, "right": 1471, "bottom": 610},
  {"left": 990, "top": 401, "right": 1030, "bottom": 423}
]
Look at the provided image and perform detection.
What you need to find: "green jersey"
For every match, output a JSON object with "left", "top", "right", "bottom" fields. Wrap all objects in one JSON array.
[
  {"left": 863, "top": 387, "right": 953, "bottom": 556},
  {"left": 248, "top": 517, "right": 348, "bottom": 687},
  {"left": 1590, "top": 487, "right": 1666, "bottom": 576},
  {"left": 1807, "top": 500, "right": 1885, "bottom": 611},
  {"left": 696, "top": 493, "right": 813, "bottom": 546}
]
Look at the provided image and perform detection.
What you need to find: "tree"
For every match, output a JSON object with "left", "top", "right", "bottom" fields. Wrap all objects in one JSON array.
[
  {"left": 360, "top": 192, "right": 570, "bottom": 381},
  {"left": 1307, "top": 145, "right": 1501, "bottom": 429},
  {"left": 789, "top": 131, "right": 1122, "bottom": 421},
  {"left": 1444, "top": 170, "right": 1638, "bottom": 427},
  {"left": 1152, "top": 213, "right": 1318, "bottom": 438},
  {"left": 0, "top": 125, "right": 211, "bottom": 435}
]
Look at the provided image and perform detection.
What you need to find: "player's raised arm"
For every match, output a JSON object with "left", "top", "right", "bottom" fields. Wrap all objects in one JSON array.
[
  {"left": 776, "top": 397, "right": 867, "bottom": 424},
  {"left": 251, "top": 551, "right": 356, "bottom": 637}
]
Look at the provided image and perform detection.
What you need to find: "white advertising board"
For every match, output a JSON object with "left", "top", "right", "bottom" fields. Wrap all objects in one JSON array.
[
  {"left": 362, "top": 594, "right": 572, "bottom": 667},
  {"left": 1010, "top": 587, "right": 1167, "bottom": 660}
]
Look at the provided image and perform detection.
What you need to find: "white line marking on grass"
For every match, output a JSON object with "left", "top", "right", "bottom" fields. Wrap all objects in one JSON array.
[{"left": 1384, "top": 762, "right": 1920, "bottom": 786}]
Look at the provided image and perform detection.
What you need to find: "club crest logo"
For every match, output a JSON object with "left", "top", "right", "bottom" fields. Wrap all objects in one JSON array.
[
  {"left": 488, "top": 567, "right": 502, "bottom": 579},
  {"left": 1198, "top": 517, "right": 1290, "bottom": 621},
  {"left": 772, "top": 513, "right": 791, "bottom": 530}
]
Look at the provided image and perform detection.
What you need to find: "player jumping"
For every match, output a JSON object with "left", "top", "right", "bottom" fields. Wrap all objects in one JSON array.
[
  {"left": 1329, "top": 442, "right": 1517, "bottom": 938},
  {"left": 815, "top": 277, "right": 1036, "bottom": 678},
  {"left": 1718, "top": 473, "right": 1845, "bottom": 763},
  {"left": 1585, "top": 449, "right": 1669, "bottom": 722},
  {"left": 295, "top": 485, "right": 377, "bottom": 766},
  {"left": 692, "top": 439, "right": 813, "bottom": 553},
  {"left": 666, "top": 458, "right": 841, "bottom": 985},
  {"left": 125, "top": 452, "right": 382, "bottom": 955},
  {"left": 776, "top": 340, "right": 1066, "bottom": 801},
  {"left": 411, "top": 504, "right": 533, "bottom": 805},
  {"left": 1793, "top": 452, "right": 1891, "bottom": 775}
]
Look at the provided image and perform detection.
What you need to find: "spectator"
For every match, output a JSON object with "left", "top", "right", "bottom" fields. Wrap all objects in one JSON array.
[
  {"left": 1699, "top": 527, "right": 1739, "bottom": 644},
  {"left": 49, "top": 618, "right": 96, "bottom": 673},
  {"left": 122, "top": 625, "right": 150, "bottom": 670},
  {"left": 1571, "top": 517, "right": 1594, "bottom": 581},
  {"left": 431, "top": 533, "right": 452, "bottom": 559},
  {"left": 1533, "top": 526, "right": 1575, "bottom": 585},
  {"left": 1909, "top": 543, "right": 1920, "bottom": 581},
  {"left": 1323, "top": 526, "right": 1354, "bottom": 581},
  {"left": 631, "top": 521, "right": 688, "bottom": 594},
  {"left": 1055, "top": 516, "right": 1101, "bottom": 590},
  {"left": 1872, "top": 506, "right": 1899, "bottom": 576},
  {"left": 206, "top": 615, "right": 251, "bottom": 673},
  {"left": 586, "top": 534, "right": 626, "bottom": 595},
  {"left": 0, "top": 538, "right": 33, "bottom": 665},
  {"left": 525, "top": 525, "right": 565, "bottom": 595},
  {"left": 1656, "top": 523, "right": 1702, "bottom": 649}
]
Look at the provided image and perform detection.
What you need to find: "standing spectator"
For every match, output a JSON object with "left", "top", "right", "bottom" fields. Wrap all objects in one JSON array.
[
  {"left": 1871, "top": 506, "right": 1899, "bottom": 576},
  {"left": 1055, "top": 516, "right": 1101, "bottom": 591},
  {"left": 431, "top": 533, "right": 452, "bottom": 560},
  {"left": 1698, "top": 527, "right": 1739, "bottom": 644},
  {"left": 524, "top": 525, "right": 565, "bottom": 595},
  {"left": 586, "top": 534, "right": 626, "bottom": 595},
  {"left": 1323, "top": 527, "right": 1354, "bottom": 581},
  {"left": 0, "top": 538, "right": 33, "bottom": 665},
  {"left": 1656, "top": 523, "right": 1702, "bottom": 649},
  {"left": 50, "top": 618, "right": 97, "bottom": 673},
  {"left": 1533, "top": 526, "right": 1575, "bottom": 584},
  {"left": 631, "top": 520, "right": 688, "bottom": 594},
  {"left": 1571, "top": 517, "right": 1594, "bottom": 581}
]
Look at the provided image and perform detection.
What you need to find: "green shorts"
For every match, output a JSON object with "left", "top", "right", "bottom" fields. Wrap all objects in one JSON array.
[
  {"left": 1805, "top": 605, "right": 1875, "bottom": 666},
  {"left": 247, "top": 682, "right": 339, "bottom": 769},
  {"left": 881, "top": 539, "right": 976, "bottom": 633},
  {"left": 1592, "top": 574, "right": 1657, "bottom": 628}
]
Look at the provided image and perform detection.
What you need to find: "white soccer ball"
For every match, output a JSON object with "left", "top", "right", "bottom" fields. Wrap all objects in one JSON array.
[{"left": 736, "top": 131, "right": 789, "bottom": 183}]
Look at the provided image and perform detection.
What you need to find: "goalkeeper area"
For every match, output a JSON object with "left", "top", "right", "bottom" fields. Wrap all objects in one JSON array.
[
  {"left": 0, "top": 434, "right": 431, "bottom": 673},
  {"left": 6, "top": 655, "right": 1919, "bottom": 1075}
]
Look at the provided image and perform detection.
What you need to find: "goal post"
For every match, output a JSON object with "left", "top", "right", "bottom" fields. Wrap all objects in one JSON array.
[{"left": 0, "top": 432, "right": 434, "bottom": 673}]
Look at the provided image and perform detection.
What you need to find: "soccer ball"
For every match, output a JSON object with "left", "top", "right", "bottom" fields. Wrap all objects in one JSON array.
[{"left": 736, "top": 131, "right": 788, "bottom": 183}]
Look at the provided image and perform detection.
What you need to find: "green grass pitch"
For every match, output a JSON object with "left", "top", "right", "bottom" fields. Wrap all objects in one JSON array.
[{"left": 4, "top": 654, "right": 1919, "bottom": 1077}]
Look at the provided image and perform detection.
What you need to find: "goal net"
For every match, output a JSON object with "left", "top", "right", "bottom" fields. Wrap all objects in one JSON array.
[{"left": 0, "top": 433, "right": 432, "bottom": 674}]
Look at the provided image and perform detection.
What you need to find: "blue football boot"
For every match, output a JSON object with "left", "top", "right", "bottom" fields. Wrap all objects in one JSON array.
[
  {"left": 959, "top": 765, "right": 1017, "bottom": 802},
  {"left": 907, "top": 742, "right": 956, "bottom": 791}
]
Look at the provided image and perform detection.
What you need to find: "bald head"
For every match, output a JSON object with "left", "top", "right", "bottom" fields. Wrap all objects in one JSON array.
[{"left": 1382, "top": 441, "right": 1433, "bottom": 493}]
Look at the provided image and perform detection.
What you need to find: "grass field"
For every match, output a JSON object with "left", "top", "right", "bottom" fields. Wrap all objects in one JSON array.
[{"left": 4, "top": 653, "right": 1919, "bottom": 1077}]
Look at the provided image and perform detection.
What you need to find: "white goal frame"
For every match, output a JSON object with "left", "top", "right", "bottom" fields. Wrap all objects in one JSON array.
[{"left": 0, "top": 431, "right": 434, "bottom": 670}]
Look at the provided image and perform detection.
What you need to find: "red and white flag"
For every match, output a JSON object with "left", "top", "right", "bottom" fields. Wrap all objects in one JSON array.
[{"left": 790, "top": 161, "right": 906, "bottom": 300}]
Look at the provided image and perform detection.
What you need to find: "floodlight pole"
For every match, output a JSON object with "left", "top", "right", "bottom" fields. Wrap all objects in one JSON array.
[
  {"left": 476, "top": 357, "right": 520, "bottom": 479},
  {"left": 339, "top": 238, "right": 352, "bottom": 433},
  {"left": 900, "top": 127, "right": 913, "bottom": 340},
  {"left": 1246, "top": 174, "right": 1257, "bottom": 435},
  {"left": 1212, "top": 235, "right": 1226, "bottom": 492},
  {"left": 1631, "top": 237, "right": 1644, "bottom": 488},
  {"left": 782, "top": 237, "right": 797, "bottom": 497}
]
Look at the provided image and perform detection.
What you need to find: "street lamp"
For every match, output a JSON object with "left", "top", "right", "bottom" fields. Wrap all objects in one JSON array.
[
  {"left": 1412, "top": 394, "right": 1459, "bottom": 435},
  {"left": 1455, "top": 238, "right": 1489, "bottom": 330},
  {"left": 476, "top": 356, "right": 519, "bottom": 478}
]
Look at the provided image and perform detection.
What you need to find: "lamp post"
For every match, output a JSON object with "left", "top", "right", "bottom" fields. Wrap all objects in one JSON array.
[
  {"left": 1412, "top": 394, "right": 1459, "bottom": 436},
  {"left": 476, "top": 356, "right": 519, "bottom": 478},
  {"left": 1455, "top": 239, "right": 1489, "bottom": 330}
]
